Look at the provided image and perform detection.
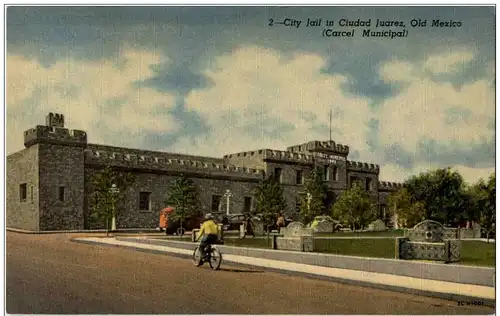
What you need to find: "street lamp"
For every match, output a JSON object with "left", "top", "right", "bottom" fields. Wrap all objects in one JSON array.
[
  {"left": 223, "top": 189, "right": 233, "bottom": 216},
  {"left": 109, "top": 184, "right": 120, "bottom": 231}
]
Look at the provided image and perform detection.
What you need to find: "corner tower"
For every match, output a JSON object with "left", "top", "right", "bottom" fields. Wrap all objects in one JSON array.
[{"left": 24, "top": 113, "right": 88, "bottom": 230}]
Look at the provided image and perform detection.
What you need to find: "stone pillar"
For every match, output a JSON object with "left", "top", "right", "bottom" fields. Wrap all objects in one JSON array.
[
  {"left": 395, "top": 237, "right": 408, "bottom": 259},
  {"left": 217, "top": 223, "right": 224, "bottom": 241},
  {"left": 239, "top": 223, "right": 245, "bottom": 238},
  {"left": 444, "top": 240, "right": 451, "bottom": 263},
  {"left": 271, "top": 234, "right": 278, "bottom": 250},
  {"left": 301, "top": 236, "right": 314, "bottom": 252}
]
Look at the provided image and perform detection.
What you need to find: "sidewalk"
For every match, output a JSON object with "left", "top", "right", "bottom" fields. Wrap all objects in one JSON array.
[
  {"left": 6, "top": 227, "right": 159, "bottom": 234},
  {"left": 73, "top": 236, "right": 495, "bottom": 306}
]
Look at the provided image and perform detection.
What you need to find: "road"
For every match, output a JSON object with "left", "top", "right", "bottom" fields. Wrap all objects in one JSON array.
[{"left": 6, "top": 232, "right": 494, "bottom": 314}]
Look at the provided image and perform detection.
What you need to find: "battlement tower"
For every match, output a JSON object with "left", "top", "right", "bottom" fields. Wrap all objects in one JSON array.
[{"left": 24, "top": 113, "right": 87, "bottom": 148}]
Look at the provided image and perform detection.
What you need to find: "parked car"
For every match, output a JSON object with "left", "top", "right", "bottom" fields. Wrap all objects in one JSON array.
[
  {"left": 166, "top": 215, "right": 203, "bottom": 235},
  {"left": 225, "top": 213, "right": 247, "bottom": 231}
]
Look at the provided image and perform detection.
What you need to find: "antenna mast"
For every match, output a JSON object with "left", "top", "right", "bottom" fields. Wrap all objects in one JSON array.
[{"left": 329, "top": 108, "right": 332, "bottom": 142}]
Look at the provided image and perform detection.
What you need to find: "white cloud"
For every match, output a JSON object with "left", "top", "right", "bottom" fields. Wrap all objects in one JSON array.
[
  {"left": 377, "top": 50, "right": 494, "bottom": 153},
  {"left": 7, "top": 46, "right": 179, "bottom": 154},
  {"left": 172, "top": 47, "right": 494, "bottom": 184},
  {"left": 175, "top": 45, "right": 372, "bottom": 157},
  {"left": 8, "top": 44, "right": 493, "bottom": 185},
  {"left": 423, "top": 48, "right": 475, "bottom": 75}
]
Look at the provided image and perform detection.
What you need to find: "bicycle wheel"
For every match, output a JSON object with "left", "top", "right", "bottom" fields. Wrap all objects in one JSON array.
[
  {"left": 208, "top": 247, "right": 222, "bottom": 270},
  {"left": 192, "top": 246, "right": 203, "bottom": 267}
]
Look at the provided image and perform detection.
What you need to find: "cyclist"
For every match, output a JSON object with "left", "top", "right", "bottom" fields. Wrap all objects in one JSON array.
[{"left": 196, "top": 213, "right": 219, "bottom": 259}]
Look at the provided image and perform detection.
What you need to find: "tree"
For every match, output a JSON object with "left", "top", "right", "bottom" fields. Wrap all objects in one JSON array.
[
  {"left": 463, "top": 182, "right": 483, "bottom": 226},
  {"left": 90, "top": 164, "right": 135, "bottom": 236},
  {"left": 165, "top": 174, "right": 201, "bottom": 236},
  {"left": 332, "top": 183, "right": 377, "bottom": 231},
  {"left": 477, "top": 173, "right": 496, "bottom": 243},
  {"left": 388, "top": 188, "right": 426, "bottom": 228},
  {"left": 404, "top": 168, "right": 467, "bottom": 226},
  {"left": 299, "top": 167, "right": 328, "bottom": 225},
  {"left": 253, "top": 173, "right": 287, "bottom": 234}
]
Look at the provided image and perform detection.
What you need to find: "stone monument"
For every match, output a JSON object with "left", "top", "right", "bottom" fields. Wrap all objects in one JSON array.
[
  {"left": 396, "top": 220, "right": 460, "bottom": 263},
  {"left": 273, "top": 224, "right": 314, "bottom": 252}
]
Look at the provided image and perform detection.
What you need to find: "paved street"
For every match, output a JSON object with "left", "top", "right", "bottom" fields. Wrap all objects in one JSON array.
[{"left": 6, "top": 232, "right": 494, "bottom": 314}]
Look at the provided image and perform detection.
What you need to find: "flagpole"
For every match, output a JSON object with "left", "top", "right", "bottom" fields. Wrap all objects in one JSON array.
[{"left": 329, "top": 108, "right": 332, "bottom": 142}]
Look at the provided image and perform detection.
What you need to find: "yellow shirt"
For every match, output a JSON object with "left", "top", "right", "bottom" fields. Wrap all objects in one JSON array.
[{"left": 198, "top": 220, "right": 219, "bottom": 240}]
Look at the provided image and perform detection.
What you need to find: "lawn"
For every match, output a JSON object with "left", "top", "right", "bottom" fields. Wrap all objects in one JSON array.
[
  {"left": 460, "top": 241, "right": 496, "bottom": 267},
  {"left": 314, "top": 238, "right": 396, "bottom": 258},
  {"left": 158, "top": 234, "right": 495, "bottom": 267},
  {"left": 316, "top": 230, "right": 406, "bottom": 237}
]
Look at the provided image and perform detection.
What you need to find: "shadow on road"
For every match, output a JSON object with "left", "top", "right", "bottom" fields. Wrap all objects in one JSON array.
[{"left": 219, "top": 267, "right": 264, "bottom": 273}]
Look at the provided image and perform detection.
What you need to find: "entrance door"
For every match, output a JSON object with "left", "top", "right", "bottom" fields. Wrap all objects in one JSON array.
[{"left": 325, "top": 191, "right": 336, "bottom": 210}]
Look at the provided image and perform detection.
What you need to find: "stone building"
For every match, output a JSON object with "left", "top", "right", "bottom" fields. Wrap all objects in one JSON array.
[{"left": 7, "top": 113, "right": 402, "bottom": 231}]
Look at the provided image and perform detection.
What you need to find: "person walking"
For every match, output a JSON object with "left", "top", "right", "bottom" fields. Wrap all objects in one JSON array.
[
  {"left": 242, "top": 213, "right": 255, "bottom": 239},
  {"left": 276, "top": 213, "right": 286, "bottom": 230}
]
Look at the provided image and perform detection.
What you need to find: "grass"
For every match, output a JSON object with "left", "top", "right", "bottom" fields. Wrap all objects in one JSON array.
[
  {"left": 157, "top": 233, "right": 495, "bottom": 267},
  {"left": 460, "top": 241, "right": 496, "bottom": 267},
  {"left": 314, "top": 238, "right": 396, "bottom": 258},
  {"left": 223, "top": 237, "right": 272, "bottom": 249},
  {"left": 316, "top": 230, "right": 406, "bottom": 237}
]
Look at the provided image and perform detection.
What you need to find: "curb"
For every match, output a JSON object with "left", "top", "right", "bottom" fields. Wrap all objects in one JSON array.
[{"left": 71, "top": 238, "right": 496, "bottom": 307}]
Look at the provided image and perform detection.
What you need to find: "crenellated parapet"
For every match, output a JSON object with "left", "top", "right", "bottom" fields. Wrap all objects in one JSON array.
[
  {"left": 262, "top": 149, "right": 315, "bottom": 164},
  {"left": 85, "top": 149, "right": 264, "bottom": 180},
  {"left": 346, "top": 160, "right": 380, "bottom": 174},
  {"left": 378, "top": 181, "right": 404, "bottom": 191},
  {"left": 286, "top": 140, "right": 350, "bottom": 156},
  {"left": 224, "top": 149, "right": 316, "bottom": 165},
  {"left": 24, "top": 125, "right": 87, "bottom": 148},
  {"left": 223, "top": 150, "right": 263, "bottom": 160}
]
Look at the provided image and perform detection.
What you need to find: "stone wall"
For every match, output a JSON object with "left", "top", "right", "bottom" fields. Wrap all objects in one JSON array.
[
  {"left": 396, "top": 239, "right": 461, "bottom": 263},
  {"left": 39, "top": 143, "right": 85, "bottom": 230},
  {"left": 6, "top": 145, "right": 40, "bottom": 230},
  {"left": 223, "top": 150, "right": 266, "bottom": 169},
  {"left": 396, "top": 220, "right": 461, "bottom": 263},
  {"left": 273, "top": 226, "right": 315, "bottom": 252},
  {"left": 84, "top": 167, "right": 259, "bottom": 229},
  {"left": 8, "top": 112, "right": 406, "bottom": 232}
]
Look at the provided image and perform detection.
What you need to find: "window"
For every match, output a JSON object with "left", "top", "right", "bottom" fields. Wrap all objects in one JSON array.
[
  {"left": 323, "top": 165, "right": 330, "bottom": 181},
  {"left": 139, "top": 192, "right": 151, "bottom": 211},
  {"left": 274, "top": 168, "right": 283, "bottom": 184},
  {"left": 296, "top": 170, "right": 303, "bottom": 185},
  {"left": 19, "top": 183, "right": 27, "bottom": 202},
  {"left": 332, "top": 166, "right": 338, "bottom": 181},
  {"left": 350, "top": 176, "right": 361, "bottom": 188},
  {"left": 58, "top": 186, "right": 65, "bottom": 202},
  {"left": 379, "top": 205, "right": 387, "bottom": 219},
  {"left": 365, "top": 178, "right": 372, "bottom": 191},
  {"left": 243, "top": 197, "right": 252, "bottom": 213},
  {"left": 211, "top": 195, "right": 222, "bottom": 212}
]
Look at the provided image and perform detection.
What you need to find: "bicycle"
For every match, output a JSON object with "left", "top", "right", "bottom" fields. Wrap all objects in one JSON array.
[{"left": 192, "top": 242, "right": 223, "bottom": 270}]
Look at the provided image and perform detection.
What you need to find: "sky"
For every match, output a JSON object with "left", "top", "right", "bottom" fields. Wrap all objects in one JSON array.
[{"left": 6, "top": 6, "right": 496, "bottom": 184}]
